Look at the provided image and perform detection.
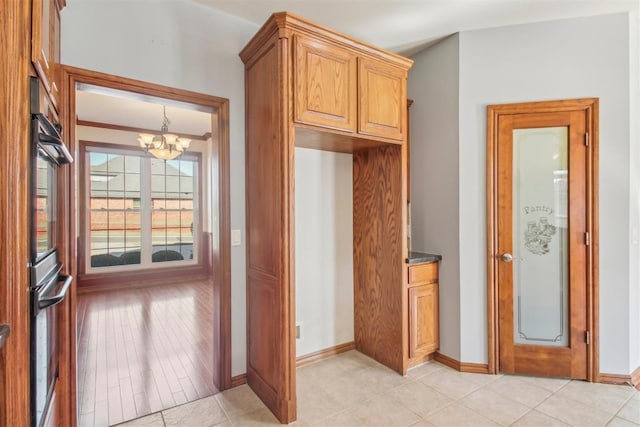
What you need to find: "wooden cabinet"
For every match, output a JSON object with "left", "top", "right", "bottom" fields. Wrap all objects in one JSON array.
[
  {"left": 32, "top": 0, "right": 64, "bottom": 109},
  {"left": 292, "top": 28, "right": 406, "bottom": 142},
  {"left": 358, "top": 58, "right": 406, "bottom": 140},
  {"left": 409, "top": 284, "right": 439, "bottom": 358},
  {"left": 294, "top": 35, "right": 357, "bottom": 132},
  {"left": 241, "top": 12, "right": 412, "bottom": 423},
  {"left": 408, "top": 261, "right": 440, "bottom": 365}
]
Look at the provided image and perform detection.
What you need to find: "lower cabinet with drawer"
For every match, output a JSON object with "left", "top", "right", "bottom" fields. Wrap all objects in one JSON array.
[{"left": 407, "top": 261, "right": 439, "bottom": 367}]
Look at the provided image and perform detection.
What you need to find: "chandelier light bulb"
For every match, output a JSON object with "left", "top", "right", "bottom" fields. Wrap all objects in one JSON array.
[{"left": 138, "top": 106, "right": 190, "bottom": 160}]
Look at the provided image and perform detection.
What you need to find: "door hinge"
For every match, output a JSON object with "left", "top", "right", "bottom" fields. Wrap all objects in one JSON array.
[
  {"left": 585, "top": 330, "right": 590, "bottom": 345},
  {"left": 585, "top": 231, "right": 590, "bottom": 246},
  {"left": 585, "top": 132, "right": 590, "bottom": 147}
]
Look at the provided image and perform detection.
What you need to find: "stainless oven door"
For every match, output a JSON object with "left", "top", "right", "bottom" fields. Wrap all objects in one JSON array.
[
  {"left": 30, "top": 258, "right": 72, "bottom": 427},
  {"left": 32, "top": 143, "right": 57, "bottom": 263}
]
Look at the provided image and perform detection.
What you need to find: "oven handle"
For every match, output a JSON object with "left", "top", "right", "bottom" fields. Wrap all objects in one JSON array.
[
  {"left": 38, "top": 133, "right": 73, "bottom": 165},
  {"left": 33, "top": 113, "right": 73, "bottom": 165},
  {"left": 33, "top": 113, "right": 63, "bottom": 140},
  {"left": 38, "top": 274, "right": 73, "bottom": 310}
]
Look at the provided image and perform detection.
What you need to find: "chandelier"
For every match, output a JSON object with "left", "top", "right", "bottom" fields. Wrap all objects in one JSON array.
[{"left": 138, "top": 106, "right": 191, "bottom": 161}]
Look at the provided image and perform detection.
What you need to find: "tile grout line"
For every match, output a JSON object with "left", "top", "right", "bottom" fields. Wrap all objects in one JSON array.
[
  {"left": 526, "top": 378, "right": 639, "bottom": 426},
  {"left": 454, "top": 380, "right": 532, "bottom": 427},
  {"left": 507, "top": 407, "right": 535, "bottom": 427},
  {"left": 524, "top": 379, "right": 576, "bottom": 426},
  {"left": 412, "top": 372, "right": 496, "bottom": 425},
  {"left": 383, "top": 378, "right": 435, "bottom": 426},
  {"left": 214, "top": 392, "right": 234, "bottom": 426},
  {"left": 610, "top": 390, "right": 639, "bottom": 425}
]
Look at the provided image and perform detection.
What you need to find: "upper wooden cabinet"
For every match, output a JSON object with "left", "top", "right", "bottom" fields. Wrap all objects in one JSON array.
[
  {"left": 358, "top": 58, "right": 406, "bottom": 140},
  {"left": 243, "top": 12, "right": 412, "bottom": 147},
  {"left": 32, "top": 0, "right": 64, "bottom": 110},
  {"left": 293, "top": 35, "right": 407, "bottom": 141},
  {"left": 294, "top": 35, "right": 357, "bottom": 132}
]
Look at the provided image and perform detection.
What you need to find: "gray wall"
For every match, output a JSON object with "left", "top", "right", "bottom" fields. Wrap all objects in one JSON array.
[
  {"left": 410, "top": 12, "right": 637, "bottom": 374},
  {"left": 408, "top": 34, "right": 461, "bottom": 361}
]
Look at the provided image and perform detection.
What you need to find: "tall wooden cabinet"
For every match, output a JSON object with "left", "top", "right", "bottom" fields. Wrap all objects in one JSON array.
[{"left": 240, "top": 12, "right": 413, "bottom": 423}]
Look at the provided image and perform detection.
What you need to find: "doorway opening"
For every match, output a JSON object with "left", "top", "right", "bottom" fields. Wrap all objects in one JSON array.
[
  {"left": 62, "top": 66, "right": 231, "bottom": 425},
  {"left": 486, "top": 98, "right": 598, "bottom": 381}
]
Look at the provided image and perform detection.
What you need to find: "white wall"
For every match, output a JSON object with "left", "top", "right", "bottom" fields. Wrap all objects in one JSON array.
[
  {"left": 62, "top": 0, "right": 258, "bottom": 376},
  {"left": 294, "top": 148, "right": 354, "bottom": 356},
  {"left": 408, "top": 34, "right": 461, "bottom": 361},
  {"left": 410, "top": 12, "right": 637, "bottom": 374}
]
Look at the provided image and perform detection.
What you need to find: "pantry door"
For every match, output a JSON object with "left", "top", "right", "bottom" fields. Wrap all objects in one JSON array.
[{"left": 487, "top": 99, "right": 598, "bottom": 379}]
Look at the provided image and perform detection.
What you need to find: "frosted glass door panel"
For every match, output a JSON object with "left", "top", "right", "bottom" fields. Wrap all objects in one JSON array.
[{"left": 513, "top": 127, "right": 568, "bottom": 347}]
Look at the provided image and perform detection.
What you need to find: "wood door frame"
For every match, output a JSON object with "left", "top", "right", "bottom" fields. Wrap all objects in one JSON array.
[
  {"left": 486, "top": 98, "right": 599, "bottom": 381},
  {"left": 61, "top": 66, "right": 233, "bottom": 425}
]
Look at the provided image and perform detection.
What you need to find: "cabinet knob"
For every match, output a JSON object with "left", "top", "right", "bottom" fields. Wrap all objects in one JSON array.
[{"left": 500, "top": 253, "right": 513, "bottom": 263}]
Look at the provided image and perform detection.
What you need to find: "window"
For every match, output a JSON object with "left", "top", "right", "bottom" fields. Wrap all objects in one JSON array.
[{"left": 85, "top": 146, "right": 199, "bottom": 270}]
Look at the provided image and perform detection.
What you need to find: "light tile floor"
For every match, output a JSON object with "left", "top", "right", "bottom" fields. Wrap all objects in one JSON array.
[{"left": 115, "top": 351, "right": 640, "bottom": 427}]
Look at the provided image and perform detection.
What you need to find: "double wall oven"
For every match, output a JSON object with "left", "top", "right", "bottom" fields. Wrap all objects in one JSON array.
[{"left": 29, "top": 76, "right": 73, "bottom": 427}]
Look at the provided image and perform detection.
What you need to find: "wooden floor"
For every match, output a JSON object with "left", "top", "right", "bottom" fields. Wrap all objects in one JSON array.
[{"left": 77, "top": 280, "right": 218, "bottom": 427}]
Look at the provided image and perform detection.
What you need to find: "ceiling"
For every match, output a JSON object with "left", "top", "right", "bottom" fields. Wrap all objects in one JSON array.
[
  {"left": 193, "top": 0, "right": 638, "bottom": 55},
  {"left": 76, "top": 0, "right": 637, "bottom": 133},
  {"left": 76, "top": 85, "right": 213, "bottom": 137}
]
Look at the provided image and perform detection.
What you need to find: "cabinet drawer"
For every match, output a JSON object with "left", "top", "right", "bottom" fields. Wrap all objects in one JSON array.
[{"left": 409, "top": 262, "right": 437, "bottom": 285}]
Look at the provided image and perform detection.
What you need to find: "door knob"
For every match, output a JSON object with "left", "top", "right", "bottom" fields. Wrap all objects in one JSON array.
[{"left": 501, "top": 253, "right": 513, "bottom": 263}]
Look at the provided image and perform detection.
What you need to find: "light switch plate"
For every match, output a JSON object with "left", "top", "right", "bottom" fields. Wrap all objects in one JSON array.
[{"left": 231, "top": 229, "right": 241, "bottom": 246}]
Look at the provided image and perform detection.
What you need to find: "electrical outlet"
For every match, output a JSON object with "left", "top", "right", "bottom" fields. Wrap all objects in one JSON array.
[{"left": 296, "top": 324, "right": 301, "bottom": 339}]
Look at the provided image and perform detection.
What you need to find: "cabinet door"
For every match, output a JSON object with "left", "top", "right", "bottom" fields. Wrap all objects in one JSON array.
[
  {"left": 409, "top": 283, "right": 439, "bottom": 358},
  {"left": 32, "top": 0, "right": 51, "bottom": 84},
  {"left": 293, "top": 35, "right": 357, "bottom": 132},
  {"left": 32, "top": 0, "right": 60, "bottom": 108},
  {"left": 358, "top": 58, "right": 406, "bottom": 141},
  {"left": 51, "top": 2, "right": 61, "bottom": 105}
]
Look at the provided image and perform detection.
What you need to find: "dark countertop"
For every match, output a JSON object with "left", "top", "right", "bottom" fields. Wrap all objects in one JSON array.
[{"left": 406, "top": 251, "right": 442, "bottom": 264}]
